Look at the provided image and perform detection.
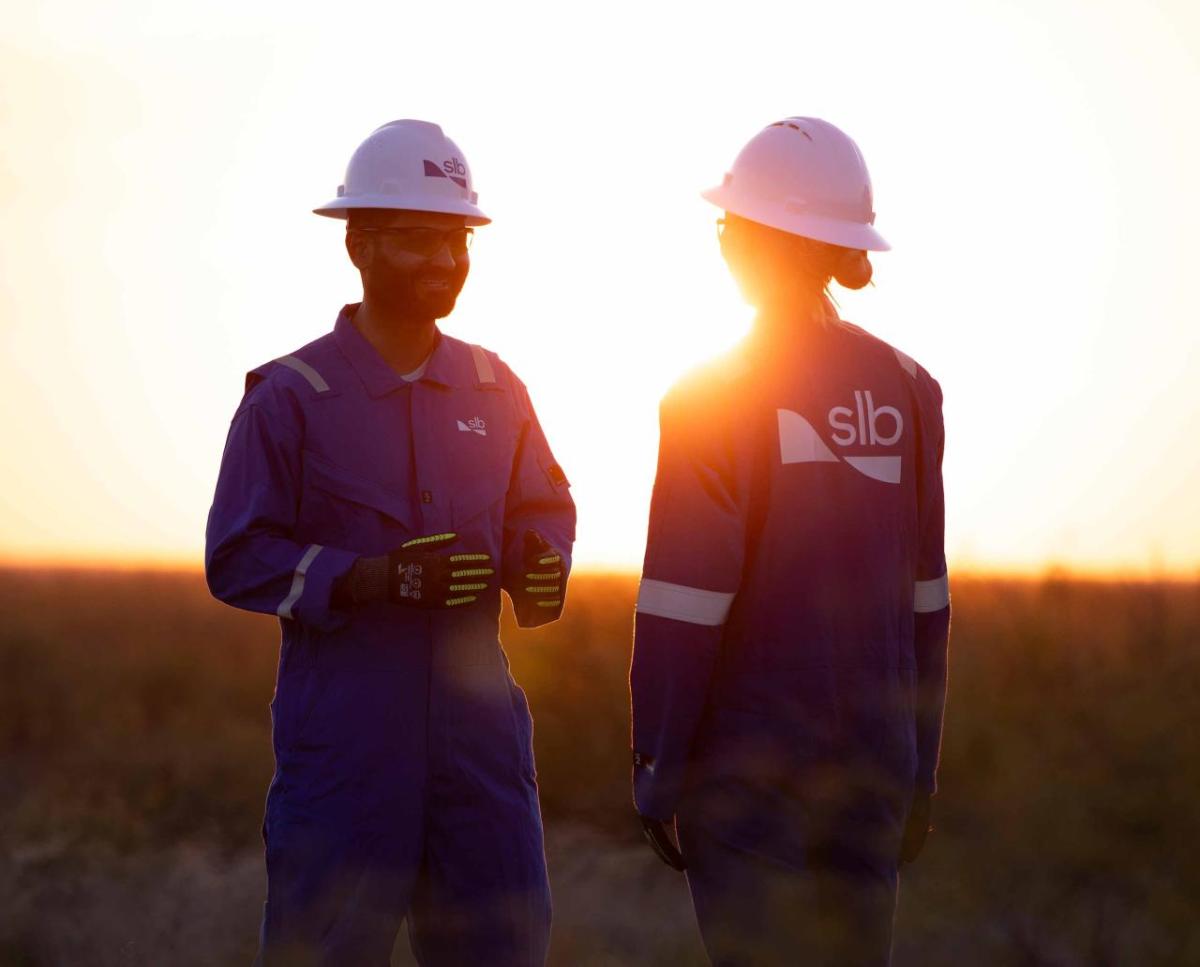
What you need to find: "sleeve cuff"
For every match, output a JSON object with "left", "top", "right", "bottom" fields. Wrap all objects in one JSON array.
[{"left": 281, "top": 544, "right": 360, "bottom": 630}]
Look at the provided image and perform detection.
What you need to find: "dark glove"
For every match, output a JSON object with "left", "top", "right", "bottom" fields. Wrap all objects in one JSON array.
[
  {"left": 333, "top": 532, "right": 495, "bottom": 609},
  {"left": 639, "top": 815, "right": 687, "bottom": 872},
  {"left": 899, "top": 791, "right": 933, "bottom": 864},
  {"left": 511, "top": 529, "right": 564, "bottom": 627}
]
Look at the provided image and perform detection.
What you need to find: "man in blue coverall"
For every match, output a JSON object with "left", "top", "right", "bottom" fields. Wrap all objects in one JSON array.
[
  {"left": 206, "top": 119, "right": 575, "bottom": 966},
  {"left": 630, "top": 118, "right": 951, "bottom": 965}
]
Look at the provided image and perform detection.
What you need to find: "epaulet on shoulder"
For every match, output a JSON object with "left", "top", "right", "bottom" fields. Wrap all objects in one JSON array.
[
  {"left": 244, "top": 351, "right": 335, "bottom": 398},
  {"left": 891, "top": 343, "right": 921, "bottom": 379},
  {"left": 469, "top": 341, "right": 504, "bottom": 387},
  {"left": 437, "top": 332, "right": 508, "bottom": 389},
  {"left": 835, "top": 316, "right": 925, "bottom": 381}
]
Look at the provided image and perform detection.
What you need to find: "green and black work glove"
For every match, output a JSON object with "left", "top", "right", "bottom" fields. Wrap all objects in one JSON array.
[
  {"left": 899, "top": 791, "right": 933, "bottom": 864},
  {"left": 333, "top": 533, "right": 495, "bottom": 609},
  {"left": 510, "top": 530, "right": 565, "bottom": 627}
]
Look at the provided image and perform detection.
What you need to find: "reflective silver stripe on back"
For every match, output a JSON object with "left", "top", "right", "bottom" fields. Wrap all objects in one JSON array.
[
  {"left": 278, "top": 544, "right": 324, "bottom": 619},
  {"left": 275, "top": 355, "right": 330, "bottom": 392},
  {"left": 636, "top": 578, "right": 736, "bottom": 626},
  {"left": 470, "top": 345, "right": 496, "bottom": 384},
  {"left": 914, "top": 573, "right": 950, "bottom": 613},
  {"left": 893, "top": 347, "right": 918, "bottom": 378}
]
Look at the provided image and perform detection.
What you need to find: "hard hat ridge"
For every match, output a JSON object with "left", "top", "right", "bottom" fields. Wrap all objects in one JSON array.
[{"left": 314, "top": 119, "right": 491, "bottom": 225}]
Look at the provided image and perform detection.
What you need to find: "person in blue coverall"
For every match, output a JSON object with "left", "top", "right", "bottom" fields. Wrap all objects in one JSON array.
[
  {"left": 630, "top": 118, "right": 951, "bottom": 965},
  {"left": 205, "top": 120, "right": 575, "bottom": 966}
]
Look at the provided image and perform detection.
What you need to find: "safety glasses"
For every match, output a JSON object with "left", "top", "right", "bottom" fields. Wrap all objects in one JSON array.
[{"left": 352, "top": 226, "right": 474, "bottom": 258}]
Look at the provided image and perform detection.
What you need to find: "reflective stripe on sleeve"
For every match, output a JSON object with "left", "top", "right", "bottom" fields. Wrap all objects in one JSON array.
[
  {"left": 914, "top": 573, "right": 950, "bottom": 612},
  {"left": 275, "top": 355, "right": 330, "bottom": 393},
  {"left": 470, "top": 345, "right": 496, "bottom": 384},
  {"left": 636, "top": 578, "right": 735, "bottom": 626},
  {"left": 277, "top": 544, "right": 324, "bottom": 619}
]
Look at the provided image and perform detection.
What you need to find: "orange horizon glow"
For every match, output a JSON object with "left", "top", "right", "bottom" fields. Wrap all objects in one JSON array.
[{"left": 2, "top": 552, "right": 1197, "bottom": 586}]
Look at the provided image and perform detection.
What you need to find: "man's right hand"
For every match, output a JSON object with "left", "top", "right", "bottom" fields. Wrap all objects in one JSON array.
[
  {"left": 386, "top": 532, "right": 495, "bottom": 608},
  {"left": 639, "top": 814, "right": 687, "bottom": 872},
  {"left": 334, "top": 533, "right": 495, "bottom": 609}
]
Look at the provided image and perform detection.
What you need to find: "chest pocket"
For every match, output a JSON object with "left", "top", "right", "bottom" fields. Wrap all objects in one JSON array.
[
  {"left": 442, "top": 391, "right": 517, "bottom": 530},
  {"left": 299, "top": 448, "right": 416, "bottom": 554}
]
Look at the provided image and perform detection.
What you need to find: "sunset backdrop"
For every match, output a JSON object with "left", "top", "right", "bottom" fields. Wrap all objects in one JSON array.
[{"left": 1, "top": 0, "right": 1198, "bottom": 574}]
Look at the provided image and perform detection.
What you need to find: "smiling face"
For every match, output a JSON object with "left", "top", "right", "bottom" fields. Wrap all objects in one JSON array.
[{"left": 346, "top": 208, "right": 471, "bottom": 322}]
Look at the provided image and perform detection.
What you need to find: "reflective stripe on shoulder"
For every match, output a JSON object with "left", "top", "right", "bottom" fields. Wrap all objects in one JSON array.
[
  {"left": 914, "top": 573, "right": 950, "bottom": 612},
  {"left": 893, "top": 347, "right": 918, "bottom": 378},
  {"left": 470, "top": 344, "right": 496, "bottom": 384},
  {"left": 275, "top": 355, "right": 330, "bottom": 393},
  {"left": 636, "top": 578, "right": 735, "bottom": 626},
  {"left": 278, "top": 544, "right": 324, "bottom": 619}
]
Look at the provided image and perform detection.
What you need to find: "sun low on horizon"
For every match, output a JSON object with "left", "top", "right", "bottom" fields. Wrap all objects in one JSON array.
[{"left": 1, "top": 0, "right": 1198, "bottom": 578}]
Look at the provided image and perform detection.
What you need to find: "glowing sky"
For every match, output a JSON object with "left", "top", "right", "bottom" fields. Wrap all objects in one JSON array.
[{"left": 1, "top": 0, "right": 1198, "bottom": 574}]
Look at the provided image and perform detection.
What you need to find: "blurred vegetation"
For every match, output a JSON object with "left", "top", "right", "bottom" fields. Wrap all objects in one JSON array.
[{"left": 0, "top": 568, "right": 1197, "bottom": 964}]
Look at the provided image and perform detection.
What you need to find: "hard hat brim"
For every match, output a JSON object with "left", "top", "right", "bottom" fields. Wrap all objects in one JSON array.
[
  {"left": 702, "top": 186, "right": 889, "bottom": 252},
  {"left": 314, "top": 193, "right": 491, "bottom": 226}
]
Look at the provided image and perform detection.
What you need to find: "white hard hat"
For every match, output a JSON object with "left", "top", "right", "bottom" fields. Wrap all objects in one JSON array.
[
  {"left": 314, "top": 119, "right": 491, "bottom": 225},
  {"left": 702, "top": 117, "right": 888, "bottom": 251}
]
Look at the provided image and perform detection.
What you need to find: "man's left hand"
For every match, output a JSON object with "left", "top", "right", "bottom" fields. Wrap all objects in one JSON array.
[{"left": 511, "top": 530, "right": 564, "bottom": 626}]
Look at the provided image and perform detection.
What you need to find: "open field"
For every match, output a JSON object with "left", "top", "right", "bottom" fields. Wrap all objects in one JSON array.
[{"left": 1, "top": 568, "right": 1198, "bottom": 965}]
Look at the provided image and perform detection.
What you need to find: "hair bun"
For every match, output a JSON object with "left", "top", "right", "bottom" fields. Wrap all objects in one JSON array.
[{"left": 834, "top": 250, "right": 873, "bottom": 290}]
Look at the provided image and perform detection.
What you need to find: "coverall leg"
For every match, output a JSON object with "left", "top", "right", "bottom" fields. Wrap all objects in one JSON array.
[
  {"left": 406, "top": 637, "right": 552, "bottom": 966},
  {"left": 678, "top": 819, "right": 897, "bottom": 967},
  {"left": 256, "top": 666, "right": 430, "bottom": 966},
  {"left": 406, "top": 785, "right": 551, "bottom": 966}
]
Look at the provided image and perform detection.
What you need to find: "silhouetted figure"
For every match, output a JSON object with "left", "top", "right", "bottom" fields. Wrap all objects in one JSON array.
[{"left": 631, "top": 117, "right": 950, "bottom": 966}]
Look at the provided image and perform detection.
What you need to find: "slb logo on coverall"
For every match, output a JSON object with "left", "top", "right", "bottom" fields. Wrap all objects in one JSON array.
[{"left": 778, "top": 390, "right": 903, "bottom": 484}]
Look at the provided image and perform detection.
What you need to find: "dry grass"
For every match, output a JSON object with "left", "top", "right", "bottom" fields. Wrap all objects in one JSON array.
[{"left": 1, "top": 568, "right": 1197, "bottom": 965}]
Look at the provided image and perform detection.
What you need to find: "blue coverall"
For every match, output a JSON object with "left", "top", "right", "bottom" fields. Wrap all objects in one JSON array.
[
  {"left": 206, "top": 305, "right": 575, "bottom": 966},
  {"left": 631, "top": 306, "right": 950, "bottom": 966}
]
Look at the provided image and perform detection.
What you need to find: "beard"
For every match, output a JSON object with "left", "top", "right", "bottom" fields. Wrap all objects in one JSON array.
[{"left": 370, "top": 261, "right": 469, "bottom": 321}]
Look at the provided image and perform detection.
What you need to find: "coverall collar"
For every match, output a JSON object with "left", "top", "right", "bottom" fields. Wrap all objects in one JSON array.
[{"left": 334, "top": 303, "right": 479, "bottom": 396}]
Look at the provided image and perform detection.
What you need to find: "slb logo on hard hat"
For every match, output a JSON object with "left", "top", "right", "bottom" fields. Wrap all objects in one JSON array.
[{"left": 423, "top": 158, "right": 468, "bottom": 189}]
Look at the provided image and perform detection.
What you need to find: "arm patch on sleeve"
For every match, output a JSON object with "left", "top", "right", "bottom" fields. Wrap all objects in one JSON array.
[{"left": 546, "top": 463, "right": 568, "bottom": 488}]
